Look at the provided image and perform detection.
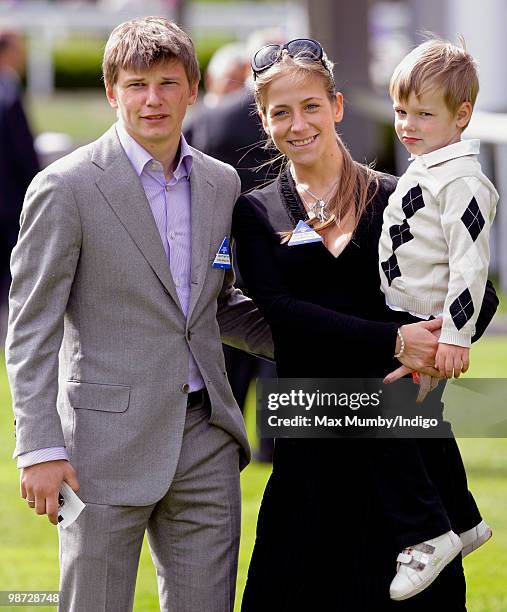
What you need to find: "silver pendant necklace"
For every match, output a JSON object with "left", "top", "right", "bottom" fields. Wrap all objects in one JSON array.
[{"left": 298, "top": 181, "right": 338, "bottom": 223}]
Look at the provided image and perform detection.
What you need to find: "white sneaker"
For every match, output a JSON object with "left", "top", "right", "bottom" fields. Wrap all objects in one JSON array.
[
  {"left": 389, "top": 531, "right": 463, "bottom": 601},
  {"left": 460, "top": 520, "right": 492, "bottom": 558}
]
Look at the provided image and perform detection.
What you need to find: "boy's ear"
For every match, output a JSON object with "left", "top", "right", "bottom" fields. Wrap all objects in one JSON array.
[
  {"left": 260, "top": 111, "right": 270, "bottom": 136},
  {"left": 456, "top": 101, "right": 473, "bottom": 129}
]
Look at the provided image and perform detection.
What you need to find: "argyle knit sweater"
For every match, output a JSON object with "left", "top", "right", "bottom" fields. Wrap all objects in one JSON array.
[{"left": 379, "top": 139, "right": 498, "bottom": 347}]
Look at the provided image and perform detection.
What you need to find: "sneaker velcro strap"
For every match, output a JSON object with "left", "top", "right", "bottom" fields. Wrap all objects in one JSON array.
[
  {"left": 397, "top": 549, "right": 427, "bottom": 571},
  {"left": 413, "top": 542, "right": 435, "bottom": 554},
  {"left": 397, "top": 552, "right": 413, "bottom": 564}
]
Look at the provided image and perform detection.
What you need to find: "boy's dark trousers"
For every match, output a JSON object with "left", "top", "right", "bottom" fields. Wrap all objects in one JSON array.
[{"left": 372, "top": 392, "right": 481, "bottom": 549}]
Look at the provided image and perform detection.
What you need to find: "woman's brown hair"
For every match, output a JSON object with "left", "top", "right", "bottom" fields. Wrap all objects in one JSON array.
[{"left": 253, "top": 51, "right": 379, "bottom": 240}]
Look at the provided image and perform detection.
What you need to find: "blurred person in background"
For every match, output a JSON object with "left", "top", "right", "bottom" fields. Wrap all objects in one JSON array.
[
  {"left": 201, "top": 41, "right": 246, "bottom": 109},
  {"left": 185, "top": 29, "right": 285, "bottom": 190},
  {"left": 185, "top": 30, "right": 284, "bottom": 462},
  {"left": 0, "top": 28, "right": 39, "bottom": 344}
]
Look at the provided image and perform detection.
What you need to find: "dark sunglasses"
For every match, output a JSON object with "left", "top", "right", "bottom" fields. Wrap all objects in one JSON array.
[{"left": 251, "top": 38, "right": 328, "bottom": 79}]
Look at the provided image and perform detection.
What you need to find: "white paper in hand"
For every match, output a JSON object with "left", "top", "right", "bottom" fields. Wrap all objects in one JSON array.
[{"left": 58, "top": 482, "right": 85, "bottom": 529}]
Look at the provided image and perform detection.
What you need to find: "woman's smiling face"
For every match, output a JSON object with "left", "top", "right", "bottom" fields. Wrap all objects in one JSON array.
[{"left": 260, "top": 72, "right": 343, "bottom": 169}]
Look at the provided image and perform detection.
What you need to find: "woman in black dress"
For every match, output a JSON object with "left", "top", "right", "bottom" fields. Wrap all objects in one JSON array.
[{"left": 232, "top": 40, "right": 497, "bottom": 611}]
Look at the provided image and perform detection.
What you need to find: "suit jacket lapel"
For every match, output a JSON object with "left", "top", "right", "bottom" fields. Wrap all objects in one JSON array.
[
  {"left": 92, "top": 127, "right": 182, "bottom": 310},
  {"left": 188, "top": 151, "right": 216, "bottom": 321}
]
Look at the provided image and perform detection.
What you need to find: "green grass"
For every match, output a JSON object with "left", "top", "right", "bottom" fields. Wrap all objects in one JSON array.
[
  {"left": 1, "top": 337, "right": 506, "bottom": 610},
  {"left": 26, "top": 89, "right": 214, "bottom": 144},
  {"left": 455, "top": 336, "right": 507, "bottom": 610},
  {"left": 466, "top": 335, "right": 507, "bottom": 376},
  {"left": 0, "top": 360, "right": 270, "bottom": 611},
  {"left": 27, "top": 92, "right": 116, "bottom": 144}
]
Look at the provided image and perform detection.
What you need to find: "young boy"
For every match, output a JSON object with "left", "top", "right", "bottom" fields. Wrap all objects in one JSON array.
[{"left": 379, "top": 38, "right": 497, "bottom": 600}]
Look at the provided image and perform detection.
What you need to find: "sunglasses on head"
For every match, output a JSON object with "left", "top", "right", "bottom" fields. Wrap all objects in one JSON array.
[{"left": 251, "top": 38, "right": 328, "bottom": 79}]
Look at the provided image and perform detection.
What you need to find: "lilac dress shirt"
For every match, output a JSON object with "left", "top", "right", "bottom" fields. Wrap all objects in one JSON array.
[{"left": 18, "top": 122, "right": 205, "bottom": 468}]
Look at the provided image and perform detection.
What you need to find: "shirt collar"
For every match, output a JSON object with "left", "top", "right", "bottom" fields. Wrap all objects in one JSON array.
[
  {"left": 115, "top": 121, "right": 193, "bottom": 179},
  {"left": 410, "top": 139, "right": 480, "bottom": 168}
]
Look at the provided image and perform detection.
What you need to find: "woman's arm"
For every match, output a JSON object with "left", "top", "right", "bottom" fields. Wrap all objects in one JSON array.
[{"left": 233, "top": 195, "right": 440, "bottom": 370}]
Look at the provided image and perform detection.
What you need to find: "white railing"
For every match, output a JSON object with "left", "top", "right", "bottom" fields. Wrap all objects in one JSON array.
[{"left": 0, "top": 1, "right": 307, "bottom": 96}]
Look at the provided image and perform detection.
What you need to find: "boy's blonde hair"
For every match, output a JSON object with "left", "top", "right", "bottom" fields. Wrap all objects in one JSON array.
[{"left": 389, "top": 38, "right": 479, "bottom": 126}]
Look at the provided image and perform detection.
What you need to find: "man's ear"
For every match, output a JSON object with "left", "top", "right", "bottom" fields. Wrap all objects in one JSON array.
[
  {"left": 105, "top": 81, "right": 118, "bottom": 110},
  {"left": 456, "top": 101, "right": 472, "bottom": 129},
  {"left": 188, "top": 80, "right": 199, "bottom": 106}
]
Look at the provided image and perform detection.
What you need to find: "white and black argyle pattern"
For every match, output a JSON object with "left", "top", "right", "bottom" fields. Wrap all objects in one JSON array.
[
  {"left": 401, "top": 184, "right": 425, "bottom": 218},
  {"left": 445, "top": 195, "right": 488, "bottom": 330},
  {"left": 449, "top": 288, "right": 474, "bottom": 331},
  {"left": 461, "top": 196, "right": 485, "bottom": 242},
  {"left": 380, "top": 185, "right": 424, "bottom": 286},
  {"left": 381, "top": 182, "right": 488, "bottom": 331},
  {"left": 381, "top": 253, "right": 401, "bottom": 285},
  {"left": 389, "top": 219, "right": 413, "bottom": 251},
  {"left": 379, "top": 141, "right": 497, "bottom": 345}
]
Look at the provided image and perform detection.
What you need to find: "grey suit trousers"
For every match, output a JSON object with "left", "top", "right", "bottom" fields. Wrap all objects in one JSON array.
[{"left": 58, "top": 400, "right": 241, "bottom": 612}]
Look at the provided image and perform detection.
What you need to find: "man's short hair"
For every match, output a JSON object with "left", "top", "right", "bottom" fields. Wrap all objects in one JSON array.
[
  {"left": 102, "top": 16, "right": 200, "bottom": 88},
  {"left": 389, "top": 38, "right": 479, "bottom": 118}
]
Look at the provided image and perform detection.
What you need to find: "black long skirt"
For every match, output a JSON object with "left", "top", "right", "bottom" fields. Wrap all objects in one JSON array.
[{"left": 242, "top": 438, "right": 466, "bottom": 612}]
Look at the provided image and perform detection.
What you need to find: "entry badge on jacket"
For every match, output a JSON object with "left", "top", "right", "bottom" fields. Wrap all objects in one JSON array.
[
  {"left": 212, "top": 237, "right": 232, "bottom": 269},
  {"left": 287, "top": 220, "right": 323, "bottom": 246}
]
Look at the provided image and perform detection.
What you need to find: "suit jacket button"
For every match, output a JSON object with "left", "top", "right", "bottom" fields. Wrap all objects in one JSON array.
[
  {"left": 181, "top": 383, "right": 190, "bottom": 393},
  {"left": 186, "top": 330, "right": 192, "bottom": 341}
]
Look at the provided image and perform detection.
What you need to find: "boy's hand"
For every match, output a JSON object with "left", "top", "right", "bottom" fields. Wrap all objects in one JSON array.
[{"left": 435, "top": 343, "right": 470, "bottom": 379}]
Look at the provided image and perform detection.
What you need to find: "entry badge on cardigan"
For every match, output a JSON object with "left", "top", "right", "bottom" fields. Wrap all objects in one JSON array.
[
  {"left": 287, "top": 220, "right": 323, "bottom": 246},
  {"left": 212, "top": 237, "right": 232, "bottom": 269}
]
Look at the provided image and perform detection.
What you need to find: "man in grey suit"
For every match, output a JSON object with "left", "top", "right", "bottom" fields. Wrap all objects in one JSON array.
[{"left": 6, "top": 17, "right": 272, "bottom": 612}]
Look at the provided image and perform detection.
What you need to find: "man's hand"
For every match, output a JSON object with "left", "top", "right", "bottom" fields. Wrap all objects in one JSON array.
[
  {"left": 435, "top": 343, "right": 470, "bottom": 378},
  {"left": 20, "top": 460, "right": 79, "bottom": 525}
]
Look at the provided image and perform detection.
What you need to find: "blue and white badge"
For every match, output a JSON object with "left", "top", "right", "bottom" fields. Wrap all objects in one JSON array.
[
  {"left": 287, "top": 220, "right": 323, "bottom": 246},
  {"left": 212, "top": 237, "right": 232, "bottom": 269}
]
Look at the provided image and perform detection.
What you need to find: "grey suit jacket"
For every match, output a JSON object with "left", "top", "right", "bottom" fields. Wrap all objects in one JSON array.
[{"left": 6, "top": 125, "right": 272, "bottom": 505}]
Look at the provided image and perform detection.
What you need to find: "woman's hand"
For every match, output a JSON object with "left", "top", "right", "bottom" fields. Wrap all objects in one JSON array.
[
  {"left": 415, "top": 373, "right": 441, "bottom": 403},
  {"left": 399, "top": 318, "right": 443, "bottom": 372},
  {"left": 384, "top": 319, "right": 443, "bottom": 384}
]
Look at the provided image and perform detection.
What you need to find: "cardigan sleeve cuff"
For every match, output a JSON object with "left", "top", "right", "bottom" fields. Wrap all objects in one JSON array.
[{"left": 438, "top": 328, "right": 473, "bottom": 348}]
